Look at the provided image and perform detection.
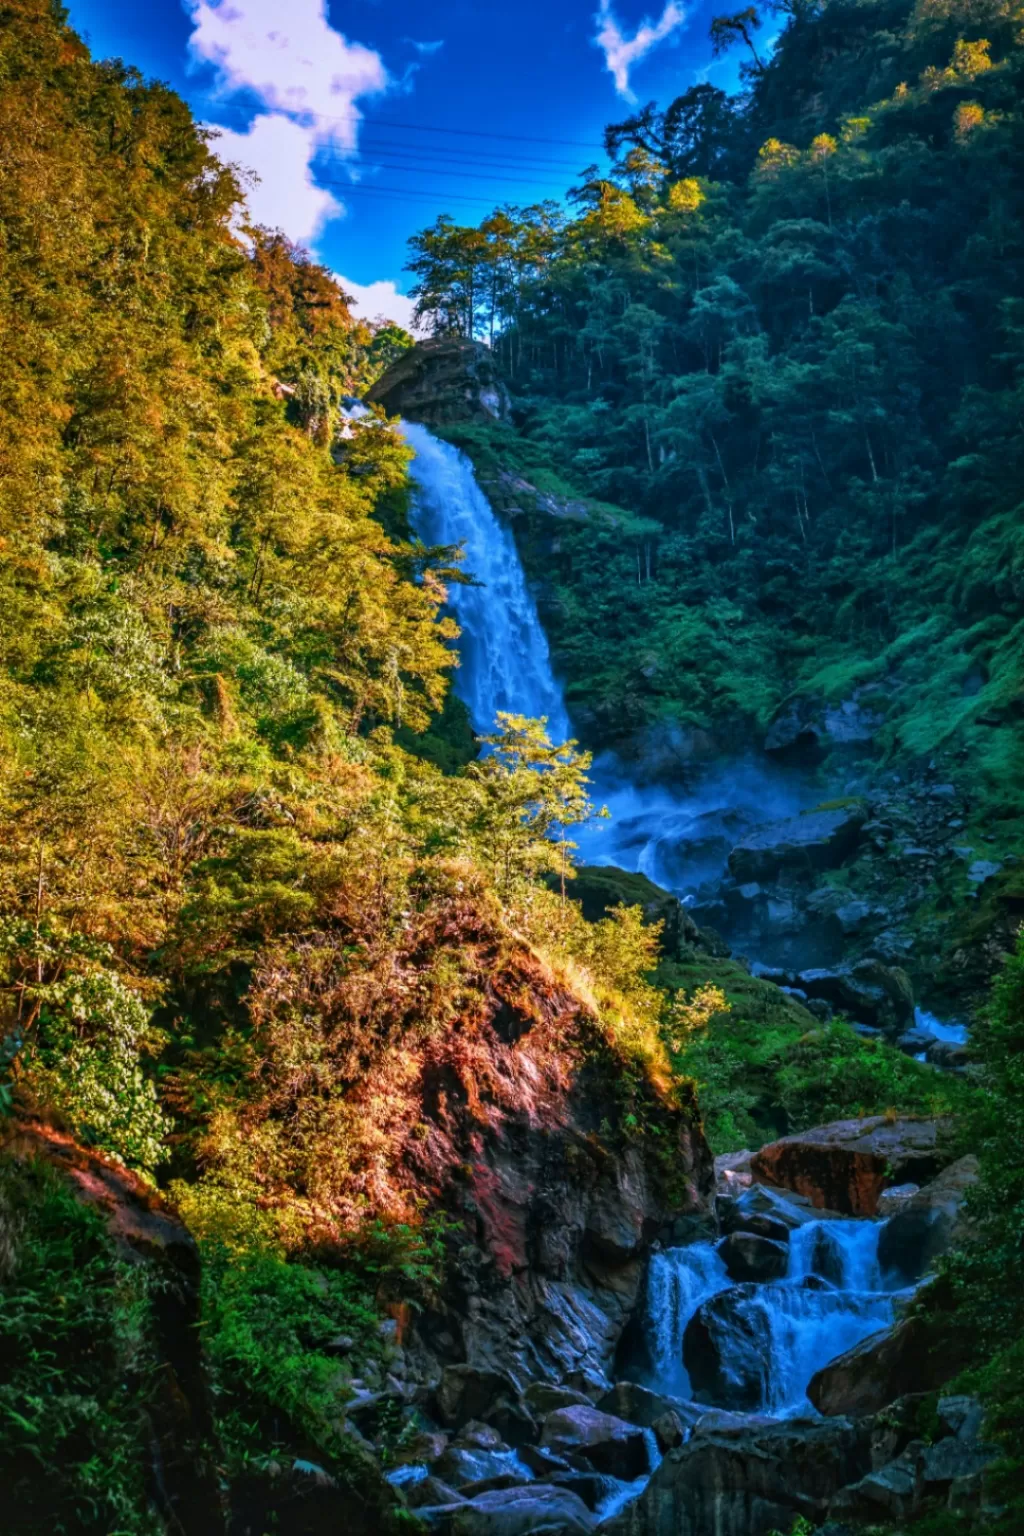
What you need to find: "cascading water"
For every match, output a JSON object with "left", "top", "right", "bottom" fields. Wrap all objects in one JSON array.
[
  {"left": 403, "top": 422, "right": 806, "bottom": 892},
  {"left": 643, "top": 1244, "right": 729, "bottom": 1399},
  {"left": 402, "top": 423, "right": 571, "bottom": 739}
]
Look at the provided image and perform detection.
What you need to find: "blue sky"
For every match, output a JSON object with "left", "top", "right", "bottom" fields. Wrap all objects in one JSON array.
[{"left": 66, "top": 1, "right": 733, "bottom": 328}]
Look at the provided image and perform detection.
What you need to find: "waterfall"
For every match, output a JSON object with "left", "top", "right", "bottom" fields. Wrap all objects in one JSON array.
[
  {"left": 402, "top": 421, "right": 805, "bottom": 886},
  {"left": 644, "top": 1243, "right": 729, "bottom": 1397},
  {"left": 403, "top": 423, "right": 570, "bottom": 740}
]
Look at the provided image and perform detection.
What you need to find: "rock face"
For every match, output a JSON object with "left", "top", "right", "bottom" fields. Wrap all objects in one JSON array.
[
  {"left": 418, "top": 1483, "right": 595, "bottom": 1535},
  {"left": 750, "top": 1116, "right": 958, "bottom": 1216},
  {"left": 402, "top": 946, "right": 715, "bottom": 1406},
  {"left": 878, "top": 1155, "right": 979, "bottom": 1282},
  {"left": 540, "top": 1405, "right": 649, "bottom": 1481},
  {"left": 2, "top": 1120, "right": 224, "bottom": 1536},
  {"left": 765, "top": 694, "right": 883, "bottom": 759},
  {"left": 728, "top": 804, "right": 867, "bottom": 884},
  {"left": 366, "top": 338, "right": 511, "bottom": 425},
  {"left": 603, "top": 1418, "right": 870, "bottom": 1536},
  {"left": 808, "top": 1315, "right": 966, "bottom": 1416}
]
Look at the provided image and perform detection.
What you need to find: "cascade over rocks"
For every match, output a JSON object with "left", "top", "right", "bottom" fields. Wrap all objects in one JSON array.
[
  {"left": 750, "top": 1116, "right": 958, "bottom": 1216},
  {"left": 367, "top": 338, "right": 511, "bottom": 425}
]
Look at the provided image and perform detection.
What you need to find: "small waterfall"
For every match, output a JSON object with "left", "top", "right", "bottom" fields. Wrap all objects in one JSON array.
[
  {"left": 403, "top": 423, "right": 570, "bottom": 740},
  {"left": 787, "top": 1219, "right": 883, "bottom": 1292},
  {"left": 644, "top": 1244, "right": 729, "bottom": 1397}
]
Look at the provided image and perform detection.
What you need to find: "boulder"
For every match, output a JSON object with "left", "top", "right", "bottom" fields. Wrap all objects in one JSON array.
[
  {"left": 717, "top": 1231, "right": 790, "bottom": 1283},
  {"left": 750, "top": 1117, "right": 958, "bottom": 1216},
  {"left": 728, "top": 804, "right": 867, "bottom": 884},
  {"left": 596, "top": 1381, "right": 699, "bottom": 1432},
  {"left": 878, "top": 1156, "right": 979, "bottom": 1282},
  {"left": 765, "top": 696, "right": 882, "bottom": 759},
  {"left": 683, "top": 1286, "right": 774, "bottom": 1411},
  {"left": 808, "top": 1316, "right": 965, "bottom": 1416},
  {"left": 417, "top": 1483, "right": 595, "bottom": 1535},
  {"left": 432, "top": 1448, "right": 531, "bottom": 1493},
  {"left": 717, "top": 1181, "right": 824, "bottom": 1240},
  {"left": 828, "top": 1442, "right": 924, "bottom": 1521},
  {"left": 651, "top": 1410, "right": 688, "bottom": 1452},
  {"left": 601, "top": 1418, "right": 870, "bottom": 1536},
  {"left": 795, "top": 961, "right": 915, "bottom": 1034},
  {"left": 403, "top": 1476, "right": 466, "bottom": 1510},
  {"left": 366, "top": 337, "right": 511, "bottom": 425},
  {"left": 540, "top": 1405, "right": 649, "bottom": 1481},
  {"left": 523, "top": 1383, "right": 594, "bottom": 1417}
]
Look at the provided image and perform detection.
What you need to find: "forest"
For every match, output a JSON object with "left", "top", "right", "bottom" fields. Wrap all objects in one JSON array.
[{"left": 0, "top": 0, "right": 1022, "bottom": 1532}]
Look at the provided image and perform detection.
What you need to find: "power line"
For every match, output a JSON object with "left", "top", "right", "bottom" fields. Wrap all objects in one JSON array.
[
  {"left": 294, "top": 110, "right": 608, "bottom": 152},
  {"left": 319, "top": 178, "right": 537, "bottom": 208},
  {"left": 357, "top": 139, "right": 595, "bottom": 174},
  {"left": 345, "top": 161, "right": 572, "bottom": 190}
]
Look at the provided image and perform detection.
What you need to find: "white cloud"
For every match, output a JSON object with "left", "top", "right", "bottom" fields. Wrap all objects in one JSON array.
[
  {"left": 209, "top": 115, "right": 342, "bottom": 244},
  {"left": 405, "top": 38, "right": 445, "bottom": 56},
  {"left": 594, "top": 1, "right": 685, "bottom": 101},
  {"left": 186, "top": 0, "right": 388, "bottom": 244},
  {"left": 334, "top": 275, "right": 424, "bottom": 335}
]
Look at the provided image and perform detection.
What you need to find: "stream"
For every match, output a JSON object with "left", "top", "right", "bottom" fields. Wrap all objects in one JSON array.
[{"left": 401, "top": 423, "right": 921, "bottom": 1519}]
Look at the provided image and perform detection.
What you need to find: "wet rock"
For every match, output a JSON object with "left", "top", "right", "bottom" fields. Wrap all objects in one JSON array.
[
  {"left": 417, "top": 1483, "right": 595, "bottom": 1535},
  {"left": 432, "top": 1447, "right": 531, "bottom": 1492},
  {"left": 714, "top": 1149, "right": 753, "bottom": 1195},
  {"left": 597, "top": 1381, "right": 701, "bottom": 1433},
  {"left": 808, "top": 1316, "right": 967, "bottom": 1416},
  {"left": 795, "top": 961, "right": 914, "bottom": 1035},
  {"left": 878, "top": 1156, "right": 979, "bottom": 1282},
  {"left": 750, "top": 1116, "right": 958, "bottom": 1216},
  {"left": 728, "top": 804, "right": 867, "bottom": 884},
  {"left": 435, "top": 1366, "right": 520, "bottom": 1430},
  {"left": 453, "top": 1421, "right": 507, "bottom": 1452},
  {"left": 683, "top": 1285, "right": 773, "bottom": 1410},
  {"left": 652, "top": 1410, "right": 688, "bottom": 1451},
  {"left": 540, "top": 1405, "right": 649, "bottom": 1481},
  {"left": 402, "top": 1475, "right": 466, "bottom": 1510},
  {"left": 517, "top": 1444, "right": 571, "bottom": 1477},
  {"left": 366, "top": 337, "right": 510, "bottom": 425},
  {"left": 896, "top": 1028, "right": 935, "bottom": 1056},
  {"left": 717, "top": 1230, "right": 790, "bottom": 1282},
  {"left": 927, "top": 1039, "right": 970, "bottom": 1070},
  {"left": 876, "top": 1184, "right": 919, "bottom": 1219},
  {"left": 548, "top": 1472, "right": 620, "bottom": 1512},
  {"left": 601, "top": 1417, "right": 870, "bottom": 1536},
  {"left": 718, "top": 1180, "right": 824, "bottom": 1239},
  {"left": 523, "top": 1383, "right": 594, "bottom": 1417}
]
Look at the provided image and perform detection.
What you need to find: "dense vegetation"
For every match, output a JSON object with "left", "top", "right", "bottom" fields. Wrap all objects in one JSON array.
[
  {"left": 0, "top": 0, "right": 1021, "bottom": 1528},
  {"left": 407, "top": 0, "right": 1024, "bottom": 819}
]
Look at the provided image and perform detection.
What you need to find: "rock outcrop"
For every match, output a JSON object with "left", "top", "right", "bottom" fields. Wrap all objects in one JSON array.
[
  {"left": 366, "top": 338, "right": 511, "bottom": 425},
  {"left": 389, "top": 947, "right": 715, "bottom": 1410},
  {"left": 750, "top": 1116, "right": 958, "bottom": 1216},
  {"left": 878, "top": 1155, "right": 980, "bottom": 1282},
  {"left": 808, "top": 1315, "right": 966, "bottom": 1416},
  {"left": 1, "top": 1120, "right": 224, "bottom": 1536},
  {"left": 602, "top": 1417, "right": 870, "bottom": 1536},
  {"left": 728, "top": 804, "right": 867, "bottom": 884}
]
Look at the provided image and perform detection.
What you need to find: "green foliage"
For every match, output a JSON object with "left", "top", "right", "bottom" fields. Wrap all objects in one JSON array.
[
  {"left": 0, "top": 1157, "right": 158, "bottom": 1535},
  {"left": 406, "top": 1, "right": 1024, "bottom": 822},
  {"left": 663, "top": 957, "right": 972, "bottom": 1151}
]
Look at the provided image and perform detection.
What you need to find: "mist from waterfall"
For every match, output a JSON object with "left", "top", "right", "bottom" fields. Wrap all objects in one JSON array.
[{"left": 403, "top": 421, "right": 806, "bottom": 896}]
